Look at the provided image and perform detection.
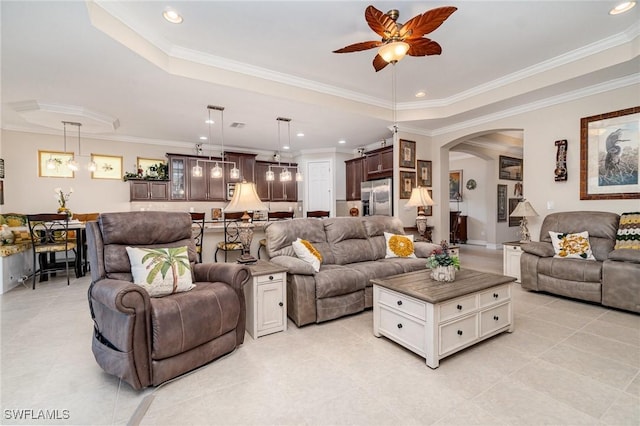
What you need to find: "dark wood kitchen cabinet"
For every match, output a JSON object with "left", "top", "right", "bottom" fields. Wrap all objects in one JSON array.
[
  {"left": 129, "top": 180, "right": 169, "bottom": 201},
  {"left": 345, "top": 157, "right": 365, "bottom": 201},
  {"left": 254, "top": 160, "right": 298, "bottom": 201},
  {"left": 365, "top": 146, "right": 393, "bottom": 180}
]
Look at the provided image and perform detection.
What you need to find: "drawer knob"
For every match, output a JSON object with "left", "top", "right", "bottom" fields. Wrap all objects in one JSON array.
[
  {"left": 493, "top": 293, "right": 499, "bottom": 298},
  {"left": 397, "top": 300, "right": 403, "bottom": 306},
  {"left": 397, "top": 323, "right": 403, "bottom": 329},
  {"left": 456, "top": 304, "right": 462, "bottom": 310},
  {"left": 457, "top": 330, "right": 463, "bottom": 336},
  {"left": 279, "top": 302, "right": 284, "bottom": 307},
  {"left": 493, "top": 315, "right": 499, "bottom": 321},
  {"left": 269, "top": 275, "right": 274, "bottom": 280}
]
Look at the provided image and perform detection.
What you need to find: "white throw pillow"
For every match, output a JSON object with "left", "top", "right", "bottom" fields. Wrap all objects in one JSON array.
[
  {"left": 292, "top": 238, "right": 322, "bottom": 272},
  {"left": 548, "top": 231, "right": 596, "bottom": 260},
  {"left": 384, "top": 232, "right": 416, "bottom": 258},
  {"left": 126, "top": 246, "right": 195, "bottom": 297}
]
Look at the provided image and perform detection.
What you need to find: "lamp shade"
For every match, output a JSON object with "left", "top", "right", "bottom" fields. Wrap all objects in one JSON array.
[
  {"left": 510, "top": 200, "right": 539, "bottom": 217},
  {"left": 405, "top": 187, "right": 434, "bottom": 208},
  {"left": 378, "top": 41, "right": 410, "bottom": 63},
  {"left": 224, "top": 181, "right": 268, "bottom": 213}
]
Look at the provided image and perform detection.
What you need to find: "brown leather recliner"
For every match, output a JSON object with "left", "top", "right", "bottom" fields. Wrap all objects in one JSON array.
[{"left": 86, "top": 211, "right": 250, "bottom": 389}]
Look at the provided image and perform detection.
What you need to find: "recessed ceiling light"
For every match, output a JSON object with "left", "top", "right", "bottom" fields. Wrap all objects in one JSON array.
[
  {"left": 199, "top": 136, "right": 207, "bottom": 140},
  {"left": 205, "top": 119, "right": 214, "bottom": 124},
  {"left": 609, "top": 1, "right": 636, "bottom": 14},
  {"left": 415, "top": 91, "right": 426, "bottom": 98},
  {"left": 283, "top": 145, "right": 290, "bottom": 150},
  {"left": 163, "top": 8, "right": 183, "bottom": 24},
  {"left": 338, "top": 140, "right": 346, "bottom": 144},
  {"left": 297, "top": 132, "right": 304, "bottom": 137}
]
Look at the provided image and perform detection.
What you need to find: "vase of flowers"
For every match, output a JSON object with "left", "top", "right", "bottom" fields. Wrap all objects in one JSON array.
[
  {"left": 426, "top": 241, "right": 460, "bottom": 282},
  {"left": 54, "top": 187, "right": 73, "bottom": 217}
]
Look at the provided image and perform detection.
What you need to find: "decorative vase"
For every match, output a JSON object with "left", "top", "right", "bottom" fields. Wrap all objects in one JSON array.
[
  {"left": 430, "top": 265, "right": 456, "bottom": 282},
  {"left": 57, "top": 207, "right": 72, "bottom": 218}
]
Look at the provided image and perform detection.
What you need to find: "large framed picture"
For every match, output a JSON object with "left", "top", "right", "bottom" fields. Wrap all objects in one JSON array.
[
  {"left": 38, "top": 150, "right": 75, "bottom": 178},
  {"left": 497, "top": 184, "right": 508, "bottom": 222},
  {"left": 417, "top": 160, "right": 432, "bottom": 187},
  {"left": 399, "top": 171, "right": 416, "bottom": 199},
  {"left": 399, "top": 139, "right": 416, "bottom": 169},
  {"left": 499, "top": 156, "right": 523, "bottom": 180},
  {"left": 91, "top": 154, "right": 123, "bottom": 180},
  {"left": 449, "top": 170, "right": 463, "bottom": 201},
  {"left": 580, "top": 106, "right": 640, "bottom": 200}
]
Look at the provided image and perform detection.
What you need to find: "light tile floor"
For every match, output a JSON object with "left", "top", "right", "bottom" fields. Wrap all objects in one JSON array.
[{"left": 1, "top": 245, "right": 638, "bottom": 425}]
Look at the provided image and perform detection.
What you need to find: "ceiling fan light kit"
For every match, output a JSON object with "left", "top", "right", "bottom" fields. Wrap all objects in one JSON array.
[{"left": 378, "top": 41, "right": 409, "bottom": 63}]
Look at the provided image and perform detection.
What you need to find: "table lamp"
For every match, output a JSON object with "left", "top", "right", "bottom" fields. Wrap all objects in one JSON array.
[
  {"left": 510, "top": 199, "right": 539, "bottom": 242},
  {"left": 405, "top": 187, "right": 434, "bottom": 240},
  {"left": 224, "top": 181, "right": 268, "bottom": 263}
]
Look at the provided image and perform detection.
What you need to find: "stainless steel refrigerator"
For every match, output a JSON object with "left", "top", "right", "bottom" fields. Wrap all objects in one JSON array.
[{"left": 361, "top": 178, "right": 393, "bottom": 216}]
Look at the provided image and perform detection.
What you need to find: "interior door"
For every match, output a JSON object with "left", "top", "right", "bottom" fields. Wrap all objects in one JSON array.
[{"left": 306, "top": 160, "right": 332, "bottom": 214}]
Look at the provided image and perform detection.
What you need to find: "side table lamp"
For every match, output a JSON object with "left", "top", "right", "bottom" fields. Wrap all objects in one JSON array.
[
  {"left": 510, "top": 199, "right": 539, "bottom": 242},
  {"left": 406, "top": 187, "right": 434, "bottom": 240},
  {"left": 224, "top": 181, "right": 268, "bottom": 264}
]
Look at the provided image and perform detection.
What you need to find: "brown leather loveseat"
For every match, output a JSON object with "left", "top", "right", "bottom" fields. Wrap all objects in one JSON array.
[{"left": 86, "top": 211, "right": 251, "bottom": 389}]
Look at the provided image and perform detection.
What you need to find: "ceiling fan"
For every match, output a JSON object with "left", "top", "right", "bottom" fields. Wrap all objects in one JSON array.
[{"left": 333, "top": 5, "right": 457, "bottom": 72}]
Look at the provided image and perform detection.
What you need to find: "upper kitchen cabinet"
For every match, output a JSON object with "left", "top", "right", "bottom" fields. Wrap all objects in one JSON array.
[
  {"left": 365, "top": 146, "right": 393, "bottom": 181},
  {"left": 345, "top": 157, "right": 365, "bottom": 201},
  {"left": 224, "top": 152, "right": 256, "bottom": 183},
  {"left": 188, "top": 157, "right": 226, "bottom": 201},
  {"left": 168, "top": 155, "right": 187, "bottom": 200},
  {"left": 254, "top": 160, "right": 298, "bottom": 201}
]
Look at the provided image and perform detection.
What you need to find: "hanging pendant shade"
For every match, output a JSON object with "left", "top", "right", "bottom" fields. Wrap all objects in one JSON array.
[
  {"left": 211, "top": 162, "right": 222, "bottom": 178},
  {"left": 266, "top": 167, "right": 275, "bottom": 182},
  {"left": 192, "top": 161, "right": 203, "bottom": 177}
]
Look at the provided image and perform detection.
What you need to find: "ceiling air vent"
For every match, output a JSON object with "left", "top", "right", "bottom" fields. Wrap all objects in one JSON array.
[{"left": 230, "top": 122, "right": 245, "bottom": 128}]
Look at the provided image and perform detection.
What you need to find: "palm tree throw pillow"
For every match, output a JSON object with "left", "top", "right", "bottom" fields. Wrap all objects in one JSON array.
[{"left": 126, "top": 246, "right": 195, "bottom": 297}]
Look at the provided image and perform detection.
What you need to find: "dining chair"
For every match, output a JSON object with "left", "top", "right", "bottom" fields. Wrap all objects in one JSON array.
[
  {"left": 214, "top": 211, "right": 245, "bottom": 262},
  {"left": 72, "top": 212, "right": 99, "bottom": 274},
  {"left": 306, "top": 210, "right": 330, "bottom": 218},
  {"left": 258, "top": 211, "right": 294, "bottom": 259},
  {"left": 190, "top": 212, "right": 206, "bottom": 263},
  {"left": 26, "top": 213, "right": 77, "bottom": 289}
]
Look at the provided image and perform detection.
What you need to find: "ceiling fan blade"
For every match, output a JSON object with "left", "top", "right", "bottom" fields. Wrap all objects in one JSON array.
[
  {"left": 365, "top": 5, "right": 399, "bottom": 38},
  {"left": 407, "top": 39, "right": 442, "bottom": 57},
  {"left": 333, "top": 40, "right": 383, "bottom": 53},
  {"left": 400, "top": 6, "right": 457, "bottom": 40},
  {"left": 373, "top": 54, "right": 389, "bottom": 72}
]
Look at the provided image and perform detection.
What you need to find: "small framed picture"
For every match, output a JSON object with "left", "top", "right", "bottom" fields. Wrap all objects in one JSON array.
[
  {"left": 417, "top": 160, "right": 432, "bottom": 187},
  {"left": 400, "top": 171, "right": 416, "bottom": 199},
  {"left": 399, "top": 139, "right": 416, "bottom": 169},
  {"left": 449, "top": 170, "right": 463, "bottom": 201},
  {"left": 499, "top": 156, "right": 523, "bottom": 181},
  {"left": 91, "top": 154, "right": 123, "bottom": 180},
  {"left": 137, "top": 157, "right": 166, "bottom": 178},
  {"left": 497, "top": 184, "right": 508, "bottom": 222},
  {"left": 38, "top": 150, "right": 75, "bottom": 178}
]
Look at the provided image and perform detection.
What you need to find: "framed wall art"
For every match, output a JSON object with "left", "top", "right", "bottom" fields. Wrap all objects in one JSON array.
[
  {"left": 417, "top": 189, "right": 433, "bottom": 216},
  {"left": 497, "top": 184, "right": 508, "bottom": 222},
  {"left": 399, "top": 171, "right": 416, "bottom": 199},
  {"left": 399, "top": 139, "right": 416, "bottom": 169},
  {"left": 499, "top": 156, "right": 523, "bottom": 180},
  {"left": 417, "top": 160, "right": 432, "bottom": 187},
  {"left": 580, "top": 106, "right": 640, "bottom": 200},
  {"left": 91, "top": 154, "right": 123, "bottom": 180},
  {"left": 137, "top": 157, "right": 166, "bottom": 177},
  {"left": 38, "top": 150, "right": 75, "bottom": 178},
  {"left": 508, "top": 198, "right": 522, "bottom": 227},
  {"left": 449, "top": 170, "right": 463, "bottom": 201}
]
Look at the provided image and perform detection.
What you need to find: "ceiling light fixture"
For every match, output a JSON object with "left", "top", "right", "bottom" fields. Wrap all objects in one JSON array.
[
  {"left": 162, "top": 8, "right": 183, "bottom": 24},
  {"left": 609, "top": 1, "right": 636, "bottom": 14},
  {"left": 415, "top": 91, "right": 426, "bottom": 98},
  {"left": 338, "top": 140, "right": 346, "bottom": 144},
  {"left": 378, "top": 41, "right": 410, "bottom": 64},
  {"left": 297, "top": 132, "right": 304, "bottom": 137},
  {"left": 192, "top": 105, "right": 239, "bottom": 180}
]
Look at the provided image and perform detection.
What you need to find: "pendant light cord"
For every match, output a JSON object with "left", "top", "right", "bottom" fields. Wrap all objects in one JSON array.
[{"left": 392, "top": 63, "right": 398, "bottom": 135}]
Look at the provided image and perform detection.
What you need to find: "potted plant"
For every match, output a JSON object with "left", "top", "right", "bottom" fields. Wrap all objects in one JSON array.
[{"left": 426, "top": 240, "right": 460, "bottom": 282}]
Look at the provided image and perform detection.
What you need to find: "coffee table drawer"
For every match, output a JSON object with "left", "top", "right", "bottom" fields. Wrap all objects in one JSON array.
[
  {"left": 439, "top": 314, "right": 478, "bottom": 355},
  {"left": 379, "top": 306, "right": 426, "bottom": 355},
  {"left": 378, "top": 287, "right": 426, "bottom": 321},
  {"left": 479, "top": 284, "right": 510, "bottom": 307},
  {"left": 480, "top": 302, "right": 511, "bottom": 336},
  {"left": 439, "top": 294, "right": 477, "bottom": 322}
]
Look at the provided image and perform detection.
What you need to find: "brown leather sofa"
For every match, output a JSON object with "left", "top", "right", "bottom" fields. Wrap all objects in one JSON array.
[
  {"left": 265, "top": 215, "right": 440, "bottom": 326},
  {"left": 86, "top": 211, "right": 251, "bottom": 389},
  {"left": 520, "top": 211, "right": 640, "bottom": 313}
]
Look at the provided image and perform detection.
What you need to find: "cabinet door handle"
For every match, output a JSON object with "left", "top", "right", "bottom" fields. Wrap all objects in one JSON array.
[
  {"left": 269, "top": 275, "right": 274, "bottom": 280},
  {"left": 397, "top": 300, "right": 403, "bottom": 306},
  {"left": 279, "top": 302, "right": 283, "bottom": 307},
  {"left": 456, "top": 304, "right": 462, "bottom": 310},
  {"left": 457, "top": 330, "right": 463, "bottom": 336},
  {"left": 397, "top": 323, "right": 403, "bottom": 329},
  {"left": 493, "top": 315, "right": 499, "bottom": 321}
]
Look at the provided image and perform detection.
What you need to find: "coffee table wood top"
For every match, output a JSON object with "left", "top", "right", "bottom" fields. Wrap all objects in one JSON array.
[{"left": 371, "top": 269, "right": 515, "bottom": 304}]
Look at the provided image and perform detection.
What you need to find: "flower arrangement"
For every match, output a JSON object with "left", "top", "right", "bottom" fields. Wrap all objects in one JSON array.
[
  {"left": 54, "top": 187, "right": 73, "bottom": 209},
  {"left": 426, "top": 240, "right": 460, "bottom": 269}
]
